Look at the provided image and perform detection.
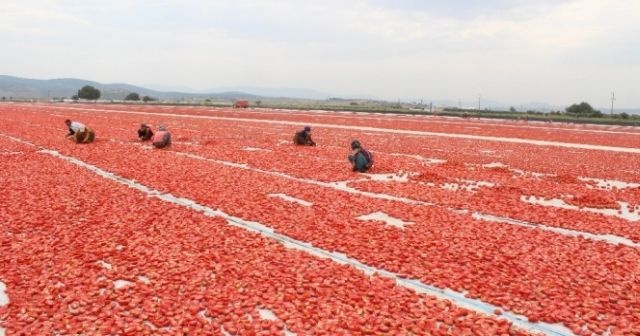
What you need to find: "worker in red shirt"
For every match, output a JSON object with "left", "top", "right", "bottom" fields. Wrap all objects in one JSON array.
[{"left": 152, "top": 125, "right": 171, "bottom": 148}]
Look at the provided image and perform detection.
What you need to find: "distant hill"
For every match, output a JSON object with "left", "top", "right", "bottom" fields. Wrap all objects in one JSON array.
[
  {"left": 4, "top": 75, "right": 637, "bottom": 113},
  {"left": 204, "top": 86, "right": 335, "bottom": 100},
  {"left": 0, "top": 75, "right": 262, "bottom": 101}
]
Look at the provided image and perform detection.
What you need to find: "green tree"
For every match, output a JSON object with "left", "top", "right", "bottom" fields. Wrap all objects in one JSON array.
[
  {"left": 565, "top": 102, "right": 599, "bottom": 115},
  {"left": 77, "top": 85, "right": 101, "bottom": 100},
  {"left": 620, "top": 112, "right": 630, "bottom": 119},
  {"left": 124, "top": 92, "right": 140, "bottom": 101},
  {"left": 509, "top": 106, "right": 516, "bottom": 112},
  {"left": 589, "top": 110, "right": 603, "bottom": 118},
  {"left": 142, "top": 96, "right": 156, "bottom": 102},
  {"left": 71, "top": 95, "right": 79, "bottom": 101}
]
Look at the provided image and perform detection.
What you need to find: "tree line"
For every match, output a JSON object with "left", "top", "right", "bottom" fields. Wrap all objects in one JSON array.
[{"left": 73, "top": 85, "right": 155, "bottom": 102}]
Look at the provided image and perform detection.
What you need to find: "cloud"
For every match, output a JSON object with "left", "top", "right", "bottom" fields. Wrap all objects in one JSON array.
[
  {"left": 0, "top": 2, "right": 93, "bottom": 37},
  {"left": 0, "top": 0, "right": 638, "bottom": 107}
]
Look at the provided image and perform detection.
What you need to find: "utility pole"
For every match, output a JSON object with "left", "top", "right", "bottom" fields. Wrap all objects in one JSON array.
[
  {"left": 610, "top": 92, "right": 615, "bottom": 116},
  {"left": 478, "top": 94, "right": 481, "bottom": 110}
]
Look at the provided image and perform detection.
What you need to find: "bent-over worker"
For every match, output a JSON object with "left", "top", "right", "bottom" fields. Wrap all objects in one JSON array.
[
  {"left": 152, "top": 125, "right": 171, "bottom": 148},
  {"left": 138, "top": 123, "right": 154, "bottom": 141},
  {"left": 293, "top": 126, "right": 316, "bottom": 146},
  {"left": 65, "top": 119, "right": 95, "bottom": 144},
  {"left": 348, "top": 140, "right": 373, "bottom": 173}
]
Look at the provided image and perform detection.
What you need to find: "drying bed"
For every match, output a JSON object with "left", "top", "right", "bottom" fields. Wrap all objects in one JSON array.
[{"left": 1, "top": 103, "right": 640, "bottom": 335}]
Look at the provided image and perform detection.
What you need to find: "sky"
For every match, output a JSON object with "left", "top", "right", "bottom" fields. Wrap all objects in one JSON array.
[{"left": 0, "top": 0, "right": 638, "bottom": 107}]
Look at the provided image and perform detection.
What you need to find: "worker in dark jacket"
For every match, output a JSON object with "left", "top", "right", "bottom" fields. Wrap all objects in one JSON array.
[
  {"left": 152, "top": 125, "right": 171, "bottom": 148},
  {"left": 348, "top": 140, "right": 373, "bottom": 172},
  {"left": 138, "top": 123, "right": 154, "bottom": 141},
  {"left": 293, "top": 126, "right": 316, "bottom": 146}
]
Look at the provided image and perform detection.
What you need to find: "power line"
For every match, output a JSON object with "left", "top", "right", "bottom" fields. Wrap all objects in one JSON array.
[{"left": 610, "top": 92, "right": 615, "bottom": 115}]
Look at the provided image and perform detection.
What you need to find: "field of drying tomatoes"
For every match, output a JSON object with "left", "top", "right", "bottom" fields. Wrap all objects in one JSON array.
[{"left": 1, "top": 103, "right": 640, "bottom": 336}]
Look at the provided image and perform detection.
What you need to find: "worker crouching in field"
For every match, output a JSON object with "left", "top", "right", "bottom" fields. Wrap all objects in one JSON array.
[
  {"left": 138, "top": 123, "right": 154, "bottom": 141},
  {"left": 348, "top": 140, "right": 373, "bottom": 173},
  {"left": 293, "top": 126, "right": 316, "bottom": 146},
  {"left": 152, "top": 125, "right": 171, "bottom": 148},
  {"left": 65, "top": 119, "right": 95, "bottom": 144}
]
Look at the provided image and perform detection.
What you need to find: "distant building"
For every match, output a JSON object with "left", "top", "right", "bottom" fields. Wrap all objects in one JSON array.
[{"left": 234, "top": 100, "right": 249, "bottom": 108}]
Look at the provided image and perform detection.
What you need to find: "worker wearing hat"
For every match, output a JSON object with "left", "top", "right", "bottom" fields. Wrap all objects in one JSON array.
[{"left": 293, "top": 126, "right": 316, "bottom": 146}]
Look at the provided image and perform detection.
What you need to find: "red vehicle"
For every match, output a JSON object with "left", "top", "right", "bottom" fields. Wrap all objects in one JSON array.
[{"left": 234, "top": 100, "right": 249, "bottom": 108}]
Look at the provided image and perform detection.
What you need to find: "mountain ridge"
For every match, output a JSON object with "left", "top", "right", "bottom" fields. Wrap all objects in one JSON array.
[
  {"left": 2, "top": 75, "right": 638, "bottom": 114},
  {"left": 0, "top": 75, "right": 263, "bottom": 101}
]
